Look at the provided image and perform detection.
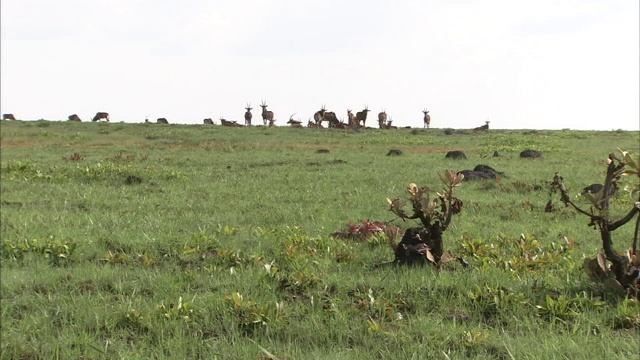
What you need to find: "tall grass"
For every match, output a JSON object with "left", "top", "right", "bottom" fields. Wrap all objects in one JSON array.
[{"left": 1, "top": 120, "right": 639, "bottom": 359}]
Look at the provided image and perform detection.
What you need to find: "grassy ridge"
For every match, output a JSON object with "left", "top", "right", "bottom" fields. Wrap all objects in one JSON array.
[{"left": 1, "top": 120, "right": 639, "bottom": 359}]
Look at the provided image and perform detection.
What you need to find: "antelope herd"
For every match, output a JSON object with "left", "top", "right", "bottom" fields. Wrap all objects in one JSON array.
[{"left": 0, "top": 103, "right": 498, "bottom": 131}]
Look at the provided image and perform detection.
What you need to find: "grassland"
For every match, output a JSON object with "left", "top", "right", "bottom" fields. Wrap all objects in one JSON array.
[{"left": 1, "top": 120, "right": 639, "bottom": 359}]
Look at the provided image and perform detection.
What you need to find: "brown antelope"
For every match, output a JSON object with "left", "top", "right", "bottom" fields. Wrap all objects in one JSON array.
[
  {"left": 260, "top": 101, "right": 274, "bottom": 126},
  {"left": 347, "top": 109, "right": 357, "bottom": 128},
  {"left": 2, "top": 113, "right": 16, "bottom": 120},
  {"left": 307, "top": 118, "right": 323, "bottom": 128},
  {"left": 92, "top": 112, "right": 110, "bottom": 122},
  {"left": 422, "top": 109, "right": 431, "bottom": 128},
  {"left": 355, "top": 106, "right": 370, "bottom": 127},
  {"left": 220, "top": 117, "right": 242, "bottom": 127},
  {"left": 378, "top": 109, "right": 388, "bottom": 129},
  {"left": 287, "top": 114, "right": 303, "bottom": 128},
  {"left": 203, "top": 118, "right": 214, "bottom": 125},
  {"left": 244, "top": 103, "right": 253, "bottom": 126},
  {"left": 157, "top": 118, "right": 169, "bottom": 124},
  {"left": 385, "top": 119, "right": 398, "bottom": 129},
  {"left": 67, "top": 114, "right": 81, "bottom": 122},
  {"left": 473, "top": 120, "right": 490, "bottom": 132},
  {"left": 314, "top": 105, "right": 327, "bottom": 125},
  {"left": 323, "top": 111, "right": 339, "bottom": 128}
]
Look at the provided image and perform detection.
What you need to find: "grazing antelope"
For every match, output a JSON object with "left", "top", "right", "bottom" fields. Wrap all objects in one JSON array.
[
  {"left": 422, "top": 109, "right": 431, "bottom": 128},
  {"left": 244, "top": 103, "right": 253, "bottom": 126},
  {"left": 347, "top": 109, "right": 357, "bottom": 128},
  {"left": 2, "top": 113, "right": 16, "bottom": 120},
  {"left": 67, "top": 114, "right": 81, "bottom": 122},
  {"left": 323, "top": 111, "right": 339, "bottom": 128},
  {"left": 473, "top": 120, "right": 490, "bottom": 132},
  {"left": 260, "top": 101, "right": 274, "bottom": 126},
  {"left": 157, "top": 118, "right": 169, "bottom": 124},
  {"left": 378, "top": 109, "right": 388, "bottom": 129},
  {"left": 203, "top": 118, "right": 214, "bottom": 125},
  {"left": 355, "top": 106, "right": 370, "bottom": 127},
  {"left": 92, "top": 112, "right": 110, "bottom": 122}
]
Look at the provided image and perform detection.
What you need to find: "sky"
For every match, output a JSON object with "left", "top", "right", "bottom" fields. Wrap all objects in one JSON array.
[{"left": 1, "top": 0, "right": 638, "bottom": 130}]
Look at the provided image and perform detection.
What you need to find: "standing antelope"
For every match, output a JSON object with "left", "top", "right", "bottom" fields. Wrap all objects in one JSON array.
[
  {"left": 422, "top": 109, "right": 431, "bottom": 129},
  {"left": 68, "top": 114, "right": 81, "bottom": 122},
  {"left": 2, "top": 114, "right": 16, "bottom": 120},
  {"left": 92, "top": 112, "right": 110, "bottom": 122},
  {"left": 347, "top": 109, "right": 357, "bottom": 128},
  {"left": 260, "top": 101, "right": 274, "bottom": 126},
  {"left": 157, "top": 118, "right": 169, "bottom": 124},
  {"left": 244, "top": 103, "right": 253, "bottom": 126},
  {"left": 355, "top": 106, "right": 370, "bottom": 127},
  {"left": 313, "top": 105, "right": 327, "bottom": 125},
  {"left": 378, "top": 109, "right": 388, "bottom": 129},
  {"left": 203, "top": 118, "right": 214, "bottom": 125}
]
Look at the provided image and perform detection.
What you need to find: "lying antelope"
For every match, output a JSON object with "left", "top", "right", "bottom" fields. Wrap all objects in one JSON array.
[
  {"left": 287, "top": 114, "right": 303, "bottom": 128},
  {"left": 260, "top": 101, "right": 274, "bottom": 126},
  {"left": 378, "top": 109, "right": 388, "bottom": 129},
  {"left": 244, "top": 103, "right": 253, "bottom": 126},
  {"left": 68, "top": 114, "right": 81, "bottom": 122},
  {"left": 220, "top": 117, "right": 243, "bottom": 127},
  {"left": 473, "top": 120, "right": 490, "bottom": 132},
  {"left": 203, "top": 118, "right": 214, "bottom": 125},
  {"left": 92, "top": 112, "right": 110, "bottom": 122},
  {"left": 422, "top": 109, "right": 430, "bottom": 129},
  {"left": 355, "top": 106, "right": 370, "bottom": 127},
  {"left": 308, "top": 119, "right": 323, "bottom": 128}
]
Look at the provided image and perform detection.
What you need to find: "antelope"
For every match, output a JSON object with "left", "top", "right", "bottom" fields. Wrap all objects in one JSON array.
[
  {"left": 220, "top": 117, "right": 244, "bottom": 127},
  {"left": 473, "top": 120, "right": 490, "bottom": 132},
  {"left": 323, "top": 111, "right": 339, "bottom": 128},
  {"left": 355, "top": 106, "right": 370, "bottom": 127},
  {"left": 422, "top": 109, "right": 430, "bottom": 129},
  {"left": 385, "top": 118, "right": 398, "bottom": 130},
  {"left": 378, "top": 109, "right": 388, "bottom": 129},
  {"left": 314, "top": 105, "right": 327, "bottom": 125},
  {"left": 203, "top": 118, "right": 214, "bottom": 125},
  {"left": 260, "top": 101, "right": 274, "bottom": 126},
  {"left": 308, "top": 119, "right": 323, "bottom": 128},
  {"left": 157, "top": 118, "right": 169, "bottom": 124},
  {"left": 2, "top": 113, "right": 16, "bottom": 120},
  {"left": 67, "top": 114, "right": 81, "bottom": 122},
  {"left": 287, "top": 113, "right": 303, "bottom": 128},
  {"left": 92, "top": 112, "right": 110, "bottom": 122},
  {"left": 244, "top": 103, "right": 253, "bottom": 126},
  {"left": 347, "top": 109, "right": 357, "bottom": 128}
]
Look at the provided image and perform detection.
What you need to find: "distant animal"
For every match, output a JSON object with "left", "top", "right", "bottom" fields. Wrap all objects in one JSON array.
[
  {"left": 287, "top": 114, "right": 303, "bottom": 128},
  {"left": 2, "top": 113, "right": 16, "bottom": 120},
  {"left": 378, "top": 110, "right": 388, "bottom": 129},
  {"left": 387, "top": 149, "right": 403, "bottom": 156},
  {"left": 385, "top": 120, "right": 398, "bottom": 129},
  {"left": 445, "top": 150, "right": 467, "bottom": 159},
  {"left": 457, "top": 170, "right": 495, "bottom": 181},
  {"left": 316, "top": 149, "right": 330, "bottom": 153},
  {"left": 473, "top": 164, "right": 503, "bottom": 177},
  {"left": 520, "top": 149, "right": 542, "bottom": 158},
  {"left": 220, "top": 117, "right": 243, "bottom": 127},
  {"left": 67, "top": 114, "right": 81, "bottom": 122},
  {"left": 244, "top": 103, "right": 253, "bottom": 126},
  {"left": 323, "top": 111, "right": 339, "bottom": 128},
  {"left": 92, "top": 112, "right": 110, "bottom": 122},
  {"left": 157, "top": 118, "right": 169, "bottom": 124},
  {"left": 203, "top": 118, "right": 214, "bottom": 125},
  {"left": 347, "top": 109, "right": 357, "bottom": 128},
  {"left": 473, "top": 120, "right": 490, "bottom": 132},
  {"left": 492, "top": 151, "right": 500, "bottom": 157},
  {"left": 260, "top": 101, "right": 274, "bottom": 126},
  {"left": 314, "top": 105, "right": 327, "bottom": 125},
  {"left": 308, "top": 119, "right": 323, "bottom": 128},
  {"left": 355, "top": 106, "right": 371, "bottom": 127},
  {"left": 422, "top": 109, "right": 431, "bottom": 129}
]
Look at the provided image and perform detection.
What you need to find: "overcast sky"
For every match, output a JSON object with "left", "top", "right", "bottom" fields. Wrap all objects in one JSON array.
[{"left": 1, "top": 0, "right": 638, "bottom": 130}]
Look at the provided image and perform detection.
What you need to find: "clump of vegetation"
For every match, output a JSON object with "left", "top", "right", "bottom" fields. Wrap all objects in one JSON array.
[
  {"left": 549, "top": 150, "right": 640, "bottom": 298},
  {"left": 385, "top": 170, "right": 468, "bottom": 267}
]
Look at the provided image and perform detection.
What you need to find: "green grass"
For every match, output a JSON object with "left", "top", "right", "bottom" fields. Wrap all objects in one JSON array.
[{"left": 1, "top": 120, "right": 639, "bottom": 359}]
